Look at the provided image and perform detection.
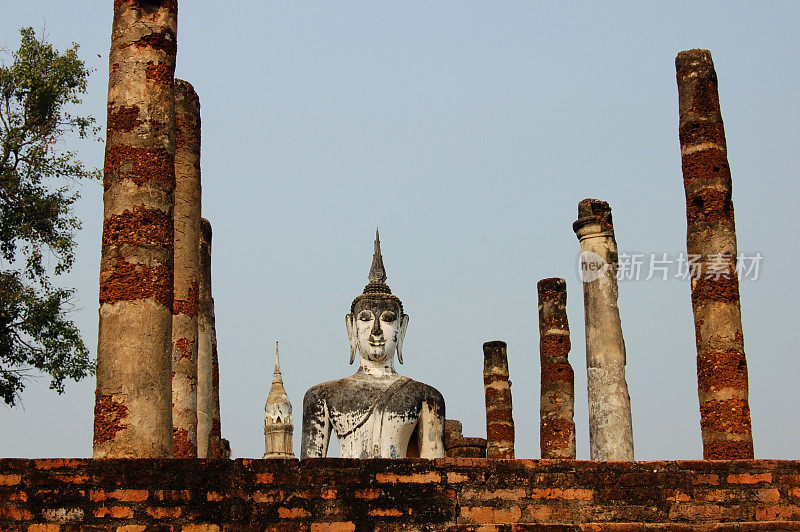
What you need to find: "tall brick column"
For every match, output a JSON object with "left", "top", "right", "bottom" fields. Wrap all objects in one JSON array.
[
  {"left": 171, "top": 79, "right": 201, "bottom": 458},
  {"left": 483, "top": 341, "right": 514, "bottom": 459},
  {"left": 573, "top": 199, "right": 634, "bottom": 461},
  {"left": 676, "top": 49, "right": 754, "bottom": 459},
  {"left": 94, "top": 0, "right": 178, "bottom": 458},
  {"left": 538, "top": 278, "right": 576, "bottom": 459}
]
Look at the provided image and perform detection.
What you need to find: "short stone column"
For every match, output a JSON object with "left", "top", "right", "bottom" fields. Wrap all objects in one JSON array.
[
  {"left": 676, "top": 49, "right": 754, "bottom": 459},
  {"left": 483, "top": 341, "right": 515, "bottom": 459},
  {"left": 444, "top": 419, "right": 462, "bottom": 452},
  {"left": 94, "top": 0, "right": 178, "bottom": 458},
  {"left": 197, "top": 218, "right": 213, "bottom": 458},
  {"left": 537, "top": 278, "right": 576, "bottom": 459},
  {"left": 573, "top": 199, "right": 634, "bottom": 461},
  {"left": 171, "top": 79, "right": 201, "bottom": 458},
  {"left": 444, "top": 420, "right": 487, "bottom": 458}
]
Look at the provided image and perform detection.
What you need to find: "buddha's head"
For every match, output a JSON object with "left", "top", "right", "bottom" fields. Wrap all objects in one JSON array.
[{"left": 346, "top": 230, "right": 409, "bottom": 366}]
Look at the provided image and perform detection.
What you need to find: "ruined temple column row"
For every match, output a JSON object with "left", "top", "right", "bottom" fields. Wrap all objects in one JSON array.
[
  {"left": 537, "top": 278, "right": 576, "bottom": 459},
  {"left": 483, "top": 341, "right": 515, "bottom": 459},
  {"left": 172, "top": 79, "right": 202, "bottom": 458},
  {"left": 573, "top": 199, "right": 634, "bottom": 461},
  {"left": 94, "top": 0, "right": 178, "bottom": 458},
  {"left": 198, "top": 218, "right": 222, "bottom": 458},
  {"left": 676, "top": 49, "right": 754, "bottom": 459}
]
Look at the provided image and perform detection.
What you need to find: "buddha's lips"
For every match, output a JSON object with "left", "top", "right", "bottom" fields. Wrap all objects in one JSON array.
[{"left": 369, "top": 339, "right": 385, "bottom": 347}]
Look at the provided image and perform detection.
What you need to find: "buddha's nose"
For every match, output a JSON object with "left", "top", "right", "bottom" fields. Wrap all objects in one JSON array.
[{"left": 371, "top": 318, "right": 382, "bottom": 337}]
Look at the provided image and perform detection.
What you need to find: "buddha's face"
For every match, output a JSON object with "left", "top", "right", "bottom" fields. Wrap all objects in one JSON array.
[{"left": 349, "top": 299, "right": 408, "bottom": 363}]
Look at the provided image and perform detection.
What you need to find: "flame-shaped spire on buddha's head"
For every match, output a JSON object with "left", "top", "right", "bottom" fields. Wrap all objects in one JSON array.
[
  {"left": 364, "top": 228, "right": 391, "bottom": 294},
  {"left": 351, "top": 228, "right": 403, "bottom": 313}
]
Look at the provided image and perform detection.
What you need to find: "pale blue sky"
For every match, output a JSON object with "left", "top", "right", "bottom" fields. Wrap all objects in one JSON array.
[{"left": 1, "top": 1, "right": 798, "bottom": 460}]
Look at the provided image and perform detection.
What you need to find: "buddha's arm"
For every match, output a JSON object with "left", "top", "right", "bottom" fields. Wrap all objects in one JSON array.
[
  {"left": 300, "top": 386, "right": 331, "bottom": 459},
  {"left": 417, "top": 386, "right": 446, "bottom": 459}
]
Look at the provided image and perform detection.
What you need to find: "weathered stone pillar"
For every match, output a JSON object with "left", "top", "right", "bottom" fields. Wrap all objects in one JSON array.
[
  {"left": 171, "top": 79, "right": 201, "bottom": 458},
  {"left": 676, "top": 49, "right": 754, "bottom": 459},
  {"left": 537, "top": 278, "right": 576, "bottom": 459},
  {"left": 198, "top": 218, "right": 223, "bottom": 458},
  {"left": 197, "top": 218, "right": 213, "bottom": 457},
  {"left": 94, "top": 0, "right": 178, "bottom": 458},
  {"left": 210, "top": 296, "right": 222, "bottom": 458},
  {"left": 483, "top": 341, "right": 514, "bottom": 459},
  {"left": 573, "top": 199, "right": 634, "bottom": 461}
]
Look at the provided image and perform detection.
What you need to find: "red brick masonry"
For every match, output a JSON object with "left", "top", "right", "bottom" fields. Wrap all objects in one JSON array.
[{"left": 2, "top": 458, "right": 800, "bottom": 530}]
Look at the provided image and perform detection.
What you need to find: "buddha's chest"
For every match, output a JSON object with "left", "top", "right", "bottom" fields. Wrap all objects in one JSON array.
[{"left": 326, "top": 387, "right": 423, "bottom": 458}]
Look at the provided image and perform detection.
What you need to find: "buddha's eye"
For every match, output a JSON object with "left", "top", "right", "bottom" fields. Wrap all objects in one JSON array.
[
  {"left": 382, "top": 312, "right": 396, "bottom": 322},
  {"left": 358, "top": 312, "right": 372, "bottom": 321}
]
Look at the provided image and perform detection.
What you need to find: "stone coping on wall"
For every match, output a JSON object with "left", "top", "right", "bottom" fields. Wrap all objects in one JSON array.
[{"left": 2, "top": 458, "right": 800, "bottom": 530}]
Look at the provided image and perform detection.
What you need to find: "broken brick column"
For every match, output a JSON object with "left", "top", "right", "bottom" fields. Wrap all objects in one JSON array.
[
  {"left": 171, "top": 79, "right": 202, "bottom": 458},
  {"left": 537, "top": 278, "right": 576, "bottom": 459},
  {"left": 197, "top": 218, "right": 213, "bottom": 457},
  {"left": 94, "top": 0, "right": 178, "bottom": 458},
  {"left": 444, "top": 419, "right": 487, "bottom": 458},
  {"left": 573, "top": 199, "right": 634, "bottom": 461},
  {"left": 676, "top": 49, "right": 754, "bottom": 459},
  {"left": 483, "top": 341, "right": 515, "bottom": 459}
]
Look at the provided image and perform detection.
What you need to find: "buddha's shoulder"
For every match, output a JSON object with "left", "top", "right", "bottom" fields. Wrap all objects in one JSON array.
[
  {"left": 404, "top": 378, "right": 445, "bottom": 405},
  {"left": 303, "top": 377, "right": 348, "bottom": 399}
]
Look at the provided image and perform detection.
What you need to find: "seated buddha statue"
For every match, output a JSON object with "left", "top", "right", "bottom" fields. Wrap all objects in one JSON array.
[{"left": 300, "top": 231, "right": 445, "bottom": 459}]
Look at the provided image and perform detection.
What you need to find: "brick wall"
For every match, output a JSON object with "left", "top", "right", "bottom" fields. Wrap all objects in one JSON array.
[{"left": 2, "top": 458, "right": 800, "bottom": 530}]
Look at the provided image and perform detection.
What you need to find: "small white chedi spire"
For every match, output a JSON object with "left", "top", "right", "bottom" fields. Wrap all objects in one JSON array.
[{"left": 264, "top": 341, "right": 294, "bottom": 458}]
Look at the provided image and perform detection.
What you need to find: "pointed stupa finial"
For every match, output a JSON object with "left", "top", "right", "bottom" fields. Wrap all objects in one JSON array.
[
  {"left": 368, "top": 227, "right": 387, "bottom": 285},
  {"left": 272, "top": 341, "right": 282, "bottom": 384}
]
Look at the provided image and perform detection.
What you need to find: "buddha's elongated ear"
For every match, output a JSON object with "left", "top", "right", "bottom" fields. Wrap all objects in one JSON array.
[
  {"left": 346, "top": 313, "right": 357, "bottom": 364},
  {"left": 396, "top": 314, "right": 410, "bottom": 364}
]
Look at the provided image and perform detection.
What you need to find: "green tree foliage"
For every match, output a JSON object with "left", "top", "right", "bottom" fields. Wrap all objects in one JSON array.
[{"left": 0, "top": 27, "right": 99, "bottom": 406}]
